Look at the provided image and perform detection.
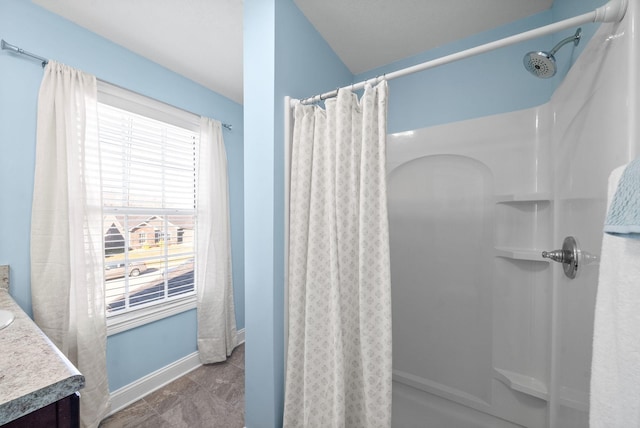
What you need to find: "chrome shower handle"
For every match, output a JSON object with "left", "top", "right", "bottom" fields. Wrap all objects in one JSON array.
[
  {"left": 542, "top": 236, "right": 580, "bottom": 279},
  {"left": 541, "top": 249, "right": 569, "bottom": 263}
]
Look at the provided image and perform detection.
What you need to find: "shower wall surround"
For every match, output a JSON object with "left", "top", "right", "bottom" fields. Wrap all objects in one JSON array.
[
  {"left": 387, "top": 6, "right": 640, "bottom": 426},
  {"left": 388, "top": 104, "right": 552, "bottom": 428}
]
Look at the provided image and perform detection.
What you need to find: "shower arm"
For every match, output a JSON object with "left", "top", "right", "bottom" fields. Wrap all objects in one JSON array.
[{"left": 549, "top": 28, "right": 582, "bottom": 57}]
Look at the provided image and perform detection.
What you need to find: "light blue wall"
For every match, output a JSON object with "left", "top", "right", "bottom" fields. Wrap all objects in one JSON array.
[
  {"left": 243, "top": 1, "right": 278, "bottom": 426},
  {"left": 243, "top": 0, "right": 352, "bottom": 426},
  {"left": 0, "top": 0, "right": 244, "bottom": 392},
  {"left": 107, "top": 310, "right": 198, "bottom": 389},
  {"left": 243, "top": 0, "right": 608, "bottom": 425},
  {"left": 355, "top": 1, "right": 606, "bottom": 134},
  {"left": 355, "top": 11, "right": 554, "bottom": 134}
]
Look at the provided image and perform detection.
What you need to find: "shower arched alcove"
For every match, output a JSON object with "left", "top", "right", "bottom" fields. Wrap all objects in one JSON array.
[{"left": 388, "top": 154, "right": 494, "bottom": 404}]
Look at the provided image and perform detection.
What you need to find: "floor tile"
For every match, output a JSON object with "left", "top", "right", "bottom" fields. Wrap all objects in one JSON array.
[
  {"left": 99, "top": 399, "right": 171, "bottom": 428},
  {"left": 187, "top": 361, "right": 244, "bottom": 405},
  {"left": 101, "top": 343, "right": 245, "bottom": 428},
  {"left": 144, "top": 376, "right": 202, "bottom": 414},
  {"left": 227, "top": 343, "right": 245, "bottom": 369}
]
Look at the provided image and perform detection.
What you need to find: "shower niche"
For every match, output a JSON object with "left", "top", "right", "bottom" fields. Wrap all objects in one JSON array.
[{"left": 388, "top": 106, "right": 554, "bottom": 428}]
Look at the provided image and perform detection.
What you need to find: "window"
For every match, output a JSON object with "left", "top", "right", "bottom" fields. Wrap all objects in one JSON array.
[{"left": 97, "top": 82, "right": 200, "bottom": 325}]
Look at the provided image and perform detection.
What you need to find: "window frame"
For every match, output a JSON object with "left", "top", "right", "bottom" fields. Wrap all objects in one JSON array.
[{"left": 97, "top": 81, "right": 200, "bottom": 336}]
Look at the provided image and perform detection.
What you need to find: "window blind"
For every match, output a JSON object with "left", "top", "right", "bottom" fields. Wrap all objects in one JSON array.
[{"left": 97, "top": 100, "right": 199, "bottom": 315}]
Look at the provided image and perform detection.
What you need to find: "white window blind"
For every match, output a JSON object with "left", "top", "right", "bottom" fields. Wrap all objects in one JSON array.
[{"left": 97, "top": 86, "right": 199, "bottom": 316}]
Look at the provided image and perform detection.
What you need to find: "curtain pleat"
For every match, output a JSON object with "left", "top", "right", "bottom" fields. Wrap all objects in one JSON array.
[
  {"left": 196, "top": 117, "right": 238, "bottom": 363},
  {"left": 284, "top": 82, "right": 392, "bottom": 428},
  {"left": 31, "top": 60, "right": 110, "bottom": 428}
]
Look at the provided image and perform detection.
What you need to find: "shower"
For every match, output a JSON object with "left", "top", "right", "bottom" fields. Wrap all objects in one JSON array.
[
  {"left": 282, "top": 1, "right": 632, "bottom": 427},
  {"left": 387, "top": 17, "right": 632, "bottom": 424},
  {"left": 523, "top": 28, "right": 582, "bottom": 78}
]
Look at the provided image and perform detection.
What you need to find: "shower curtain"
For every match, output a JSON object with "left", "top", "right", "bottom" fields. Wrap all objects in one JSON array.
[{"left": 284, "top": 82, "right": 392, "bottom": 427}]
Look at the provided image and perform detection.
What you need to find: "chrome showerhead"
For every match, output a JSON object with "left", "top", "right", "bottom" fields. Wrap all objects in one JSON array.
[
  {"left": 523, "top": 28, "right": 582, "bottom": 79},
  {"left": 523, "top": 51, "right": 557, "bottom": 78}
]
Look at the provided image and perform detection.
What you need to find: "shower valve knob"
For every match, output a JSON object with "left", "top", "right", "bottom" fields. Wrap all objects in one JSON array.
[
  {"left": 541, "top": 249, "right": 566, "bottom": 263},
  {"left": 542, "top": 236, "right": 580, "bottom": 279}
]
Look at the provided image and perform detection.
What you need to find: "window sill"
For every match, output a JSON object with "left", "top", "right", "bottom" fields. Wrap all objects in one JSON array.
[{"left": 106, "top": 295, "right": 197, "bottom": 336}]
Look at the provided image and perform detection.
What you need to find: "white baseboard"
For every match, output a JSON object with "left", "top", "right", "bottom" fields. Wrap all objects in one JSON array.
[
  {"left": 109, "top": 327, "right": 245, "bottom": 416},
  {"left": 109, "top": 350, "right": 201, "bottom": 415}
]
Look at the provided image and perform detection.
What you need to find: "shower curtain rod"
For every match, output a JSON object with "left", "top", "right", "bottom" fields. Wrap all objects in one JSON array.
[
  {"left": 296, "top": 0, "right": 628, "bottom": 105},
  {"left": 0, "top": 39, "right": 233, "bottom": 131}
]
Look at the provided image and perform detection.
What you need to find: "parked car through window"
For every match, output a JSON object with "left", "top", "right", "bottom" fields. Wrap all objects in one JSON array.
[{"left": 104, "top": 261, "right": 147, "bottom": 280}]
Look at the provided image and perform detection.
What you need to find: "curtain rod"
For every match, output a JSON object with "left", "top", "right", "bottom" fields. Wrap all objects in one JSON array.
[
  {"left": 1, "top": 39, "right": 48, "bottom": 67},
  {"left": 0, "top": 39, "right": 233, "bottom": 131},
  {"left": 296, "top": 0, "right": 627, "bottom": 105}
]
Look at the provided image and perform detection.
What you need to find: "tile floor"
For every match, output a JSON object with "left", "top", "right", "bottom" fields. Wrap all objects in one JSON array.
[{"left": 100, "top": 343, "right": 245, "bottom": 428}]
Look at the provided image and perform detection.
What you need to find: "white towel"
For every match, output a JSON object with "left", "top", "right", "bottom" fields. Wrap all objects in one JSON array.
[{"left": 590, "top": 164, "right": 640, "bottom": 427}]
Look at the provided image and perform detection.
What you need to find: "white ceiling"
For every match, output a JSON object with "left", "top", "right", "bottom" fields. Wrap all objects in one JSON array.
[
  {"left": 32, "top": 0, "right": 554, "bottom": 105},
  {"left": 32, "top": 0, "right": 244, "bottom": 103},
  {"left": 294, "top": 0, "right": 554, "bottom": 74}
]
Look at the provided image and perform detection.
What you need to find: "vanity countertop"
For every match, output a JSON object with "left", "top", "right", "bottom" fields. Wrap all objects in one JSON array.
[{"left": 0, "top": 290, "right": 85, "bottom": 425}]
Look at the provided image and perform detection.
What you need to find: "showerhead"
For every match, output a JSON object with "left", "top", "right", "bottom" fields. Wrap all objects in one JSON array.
[
  {"left": 523, "top": 51, "right": 557, "bottom": 78},
  {"left": 523, "top": 28, "right": 582, "bottom": 79}
]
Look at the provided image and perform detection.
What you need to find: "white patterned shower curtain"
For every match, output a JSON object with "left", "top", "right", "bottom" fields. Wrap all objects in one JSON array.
[{"left": 284, "top": 82, "right": 392, "bottom": 428}]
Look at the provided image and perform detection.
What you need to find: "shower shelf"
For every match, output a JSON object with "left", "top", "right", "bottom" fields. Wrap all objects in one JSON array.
[
  {"left": 494, "top": 193, "right": 551, "bottom": 203},
  {"left": 494, "top": 247, "right": 549, "bottom": 262},
  {"left": 493, "top": 368, "right": 548, "bottom": 401}
]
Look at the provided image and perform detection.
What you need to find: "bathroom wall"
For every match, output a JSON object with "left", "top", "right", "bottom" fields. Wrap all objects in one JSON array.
[
  {"left": 243, "top": 0, "right": 352, "bottom": 426},
  {"left": 0, "top": 0, "right": 244, "bottom": 391}
]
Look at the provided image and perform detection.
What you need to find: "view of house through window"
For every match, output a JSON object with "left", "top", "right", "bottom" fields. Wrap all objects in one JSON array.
[{"left": 97, "top": 94, "right": 199, "bottom": 316}]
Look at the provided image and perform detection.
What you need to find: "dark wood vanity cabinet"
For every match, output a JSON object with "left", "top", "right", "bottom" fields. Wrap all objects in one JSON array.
[{"left": 3, "top": 393, "right": 79, "bottom": 428}]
